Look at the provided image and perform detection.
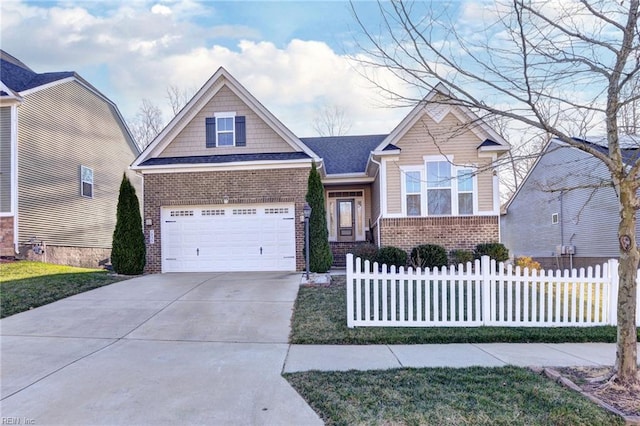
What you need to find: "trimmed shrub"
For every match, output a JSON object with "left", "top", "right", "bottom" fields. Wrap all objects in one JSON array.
[
  {"left": 376, "top": 246, "right": 407, "bottom": 268},
  {"left": 449, "top": 249, "right": 474, "bottom": 266},
  {"left": 474, "top": 242, "right": 509, "bottom": 262},
  {"left": 306, "top": 162, "right": 333, "bottom": 272},
  {"left": 410, "top": 244, "right": 448, "bottom": 269},
  {"left": 516, "top": 256, "right": 541, "bottom": 270},
  {"left": 352, "top": 242, "right": 379, "bottom": 263},
  {"left": 111, "top": 174, "right": 146, "bottom": 275}
]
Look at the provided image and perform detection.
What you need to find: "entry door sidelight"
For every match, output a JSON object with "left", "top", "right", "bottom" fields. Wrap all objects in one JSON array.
[{"left": 337, "top": 199, "right": 355, "bottom": 241}]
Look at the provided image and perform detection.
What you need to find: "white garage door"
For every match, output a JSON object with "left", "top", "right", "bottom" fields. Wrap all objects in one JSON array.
[{"left": 161, "top": 204, "right": 296, "bottom": 272}]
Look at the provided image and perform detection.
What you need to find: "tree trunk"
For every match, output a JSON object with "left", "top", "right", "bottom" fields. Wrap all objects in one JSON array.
[{"left": 615, "top": 179, "right": 639, "bottom": 385}]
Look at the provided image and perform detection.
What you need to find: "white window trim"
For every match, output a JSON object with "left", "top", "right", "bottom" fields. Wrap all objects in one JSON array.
[
  {"left": 424, "top": 155, "right": 453, "bottom": 217},
  {"left": 214, "top": 111, "right": 236, "bottom": 147},
  {"left": 400, "top": 165, "right": 424, "bottom": 217},
  {"left": 455, "top": 166, "right": 478, "bottom": 216},
  {"left": 81, "top": 165, "right": 93, "bottom": 198},
  {"left": 421, "top": 155, "right": 479, "bottom": 217}
]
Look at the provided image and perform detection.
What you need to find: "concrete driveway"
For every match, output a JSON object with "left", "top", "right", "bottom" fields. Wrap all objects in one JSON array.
[{"left": 0, "top": 272, "right": 322, "bottom": 425}]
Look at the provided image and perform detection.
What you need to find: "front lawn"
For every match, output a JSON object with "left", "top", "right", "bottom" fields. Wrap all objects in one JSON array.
[
  {"left": 284, "top": 366, "right": 623, "bottom": 425},
  {"left": 0, "top": 261, "right": 127, "bottom": 318},
  {"left": 289, "top": 276, "right": 634, "bottom": 344}
]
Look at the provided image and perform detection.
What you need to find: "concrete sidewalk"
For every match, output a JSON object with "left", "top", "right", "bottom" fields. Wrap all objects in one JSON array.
[{"left": 284, "top": 342, "right": 637, "bottom": 373}]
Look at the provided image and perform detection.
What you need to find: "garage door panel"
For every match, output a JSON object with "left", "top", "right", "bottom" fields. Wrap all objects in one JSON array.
[{"left": 161, "top": 204, "right": 296, "bottom": 272}]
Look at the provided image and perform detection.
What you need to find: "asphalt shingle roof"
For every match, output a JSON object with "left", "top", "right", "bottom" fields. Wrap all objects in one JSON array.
[
  {"left": 140, "top": 152, "right": 310, "bottom": 166},
  {"left": 300, "top": 134, "right": 389, "bottom": 174},
  {"left": 1, "top": 50, "right": 74, "bottom": 92},
  {"left": 571, "top": 137, "right": 639, "bottom": 167}
]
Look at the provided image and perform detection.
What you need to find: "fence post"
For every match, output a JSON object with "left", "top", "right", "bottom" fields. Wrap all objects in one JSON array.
[
  {"left": 481, "top": 255, "right": 491, "bottom": 325},
  {"left": 346, "top": 253, "right": 354, "bottom": 328},
  {"left": 608, "top": 259, "right": 619, "bottom": 326}
]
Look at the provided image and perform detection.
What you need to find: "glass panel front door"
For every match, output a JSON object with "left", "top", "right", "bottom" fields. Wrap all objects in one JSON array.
[{"left": 337, "top": 199, "right": 354, "bottom": 241}]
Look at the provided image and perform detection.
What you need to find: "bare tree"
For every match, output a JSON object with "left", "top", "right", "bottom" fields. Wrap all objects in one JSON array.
[
  {"left": 352, "top": 0, "right": 640, "bottom": 386},
  {"left": 128, "top": 99, "right": 163, "bottom": 151},
  {"left": 166, "top": 85, "right": 194, "bottom": 116},
  {"left": 313, "top": 104, "right": 353, "bottom": 136}
]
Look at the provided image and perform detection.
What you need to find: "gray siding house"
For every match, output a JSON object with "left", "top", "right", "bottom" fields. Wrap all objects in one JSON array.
[
  {"left": 501, "top": 138, "right": 640, "bottom": 269},
  {"left": 0, "top": 50, "right": 140, "bottom": 267}
]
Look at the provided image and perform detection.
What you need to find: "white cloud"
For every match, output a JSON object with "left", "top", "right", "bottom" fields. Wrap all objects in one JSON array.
[
  {"left": 151, "top": 4, "right": 172, "bottom": 16},
  {"left": 0, "top": 0, "right": 410, "bottom": 136}
]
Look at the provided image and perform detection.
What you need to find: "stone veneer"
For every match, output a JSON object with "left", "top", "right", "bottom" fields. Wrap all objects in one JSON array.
[
  {"left": 143, "top": 167, "right": 309, "bottom": 273},
  {"left": 0, "top": 217, "right": 14, "bottom": 257},
  {"left": 379, "top": 216, "right": 500, "bottom": 254}
]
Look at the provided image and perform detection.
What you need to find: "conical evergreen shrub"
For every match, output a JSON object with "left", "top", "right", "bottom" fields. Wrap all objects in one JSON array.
[
  {"left": 111, "top": 174, "right": 146, "bottom": 274},
  {"left": 305, "top": 162, "right": 333, "bottom": 272}
]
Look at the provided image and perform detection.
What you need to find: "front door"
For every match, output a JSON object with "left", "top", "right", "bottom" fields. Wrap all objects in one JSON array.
[{"left": 337, "top": 199, "right": 355, "bottom": 242}]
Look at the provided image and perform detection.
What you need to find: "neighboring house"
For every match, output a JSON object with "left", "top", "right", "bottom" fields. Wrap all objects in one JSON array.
[
  {"left": 501, "top": 137, "right": 640, "bottom": 269},
  {"left": 0, "top": 50, "right": 140, "bottom": 267},
  {"left": 132, "top": 67, "right": 510, "bottom": 273}
]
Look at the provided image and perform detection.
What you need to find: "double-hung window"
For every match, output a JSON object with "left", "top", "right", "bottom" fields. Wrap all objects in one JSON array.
[
  {"left": 457, "top": 168, "right": 474, "bottom": 215},
  {"left": 404, "top": 170, "right": 422, "bottom": 216},
  {"left": 81, "top": 165, "right": 93, "bottom": 198},
  {"left": 206, "top": 113, "right": 246, "bottom": 148},
  {"left": 426, "top": 161, "right": 452, "bottom": 215},
  {"left": 216, "top": 115, "right": 234, "bottom": 146}
]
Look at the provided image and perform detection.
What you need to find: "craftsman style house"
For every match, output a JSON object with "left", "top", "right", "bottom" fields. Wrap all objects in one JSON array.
[
  {"left": 132, "top": 68, "right": 510, "bottom": 273},
  {"left": 0, "top": 50, "right": 140, "bottom": 267}
]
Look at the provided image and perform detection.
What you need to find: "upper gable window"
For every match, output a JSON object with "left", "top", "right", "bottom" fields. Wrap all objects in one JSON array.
[
  {"left": 206, "top": 113, "right": 246, "bottom": 148},
  {"left": 81, "top": 165, "right": 93, "bottom": 198}
]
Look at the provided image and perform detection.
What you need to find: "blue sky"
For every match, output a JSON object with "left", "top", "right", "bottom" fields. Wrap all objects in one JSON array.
[{"left": 0, "top": 1, "right": 475, "bottom": 136}]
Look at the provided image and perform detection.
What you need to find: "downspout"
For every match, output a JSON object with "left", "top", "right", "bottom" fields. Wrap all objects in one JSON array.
[
  {"left": 369, "top": 154, "right": 383, "bottom": 247},
  {"left": 11, "top": 103, "right": 19, "bottom": 254}
]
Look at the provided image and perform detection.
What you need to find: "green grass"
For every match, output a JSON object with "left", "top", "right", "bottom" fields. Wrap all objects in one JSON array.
[
  {"left": 284, "top": 366, "right": 624, "bottom": 425},
  {"left": 1, "top": 261, "right": 127, "bottom": 318},
  {"left": 289, "top": 276, "right": 637, "bottom": 344}
]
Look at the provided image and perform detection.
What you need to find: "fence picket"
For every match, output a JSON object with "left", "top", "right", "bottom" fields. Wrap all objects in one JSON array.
[{"left": 346, "top": 254, "right": 640, "bottom": 328}]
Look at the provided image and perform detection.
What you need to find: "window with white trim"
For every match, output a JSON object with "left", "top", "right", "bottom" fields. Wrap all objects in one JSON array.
[
  {"left": 426, "top": 161, "right": 452, "bottom": 215},
  {"left": 81, "top": 165, "right": 93, "bottom": 198},
  {"left": 216, "top": 115, "right": 235, "bottom": 146},
  {"left": 404, "top": 171, "right": 422, "bottom": 216},
  {"left": 457, "top": 169, "right": 474, "bottom": 215}
]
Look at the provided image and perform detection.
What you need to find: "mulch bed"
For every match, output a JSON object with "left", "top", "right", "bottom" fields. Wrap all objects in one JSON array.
[{"left": 541, "top": 366, "right": 640, "bottom": 424}]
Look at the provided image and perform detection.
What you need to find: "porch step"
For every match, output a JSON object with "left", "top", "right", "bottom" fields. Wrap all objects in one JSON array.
[{"left": 330, "top": 241, "right": 359, "bottom": 268}]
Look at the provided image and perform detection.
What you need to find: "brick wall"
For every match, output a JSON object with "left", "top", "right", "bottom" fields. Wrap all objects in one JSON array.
[
  {"left": 0, "top": 216, "right": 14, "bottom": 257},
  {"left": 143, "top": 167, "right": 309, "bottom": 273},
  {"left": 329, "top": 241, "right": 360, "bottom": 268},
  {"left": 379, "top": 216, "right": 499, "bottom": 254}
]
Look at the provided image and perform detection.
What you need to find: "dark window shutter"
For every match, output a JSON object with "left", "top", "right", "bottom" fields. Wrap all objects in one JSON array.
[
  {"left": 235, "top": 116, "right": 246, "bottom": 147},
  {"left": 206, "top": 117, "right": 216, "bottom": 147}
]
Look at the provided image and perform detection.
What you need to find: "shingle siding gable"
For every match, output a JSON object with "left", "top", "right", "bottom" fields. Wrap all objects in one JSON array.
[{"left": 159, "top": 86, "right": 295, "bottom": 157}]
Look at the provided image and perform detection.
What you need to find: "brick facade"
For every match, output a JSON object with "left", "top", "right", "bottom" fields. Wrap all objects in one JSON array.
[
  {"left": 379, "top": 216, "right": 500, "bottom": 254},
  {"left": 0, "top": 216, "right": 14, "bottom": 257},
  {"left": 143, "top": 167, "right": 309, "bottom": 273}
]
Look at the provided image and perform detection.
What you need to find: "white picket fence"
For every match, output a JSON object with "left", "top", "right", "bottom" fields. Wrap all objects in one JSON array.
[{"left": 346, "top": 254, "right": 640, "bottom": 328}]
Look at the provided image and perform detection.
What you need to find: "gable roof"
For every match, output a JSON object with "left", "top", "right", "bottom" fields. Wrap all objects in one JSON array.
[
  {"left": 503, "top": 136, "right": 639, "bottom": 212},
  {"left": 1, "top": 50, "right": 75, "bottom": 93},
  {"left": 0, "top": 50, "right": 140, "bottom": 154},
  {"left": 571, "top": 136, "right": 639, "bottom": 166},
  {"left": 376, "top": 83, "right": 510, "bottom": 154},
  {"left": 300, "top": 134, "right": 388, "bottom": 175},
  {"left": 133, "top": 67, "right": 319, "bottom": 169}
]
